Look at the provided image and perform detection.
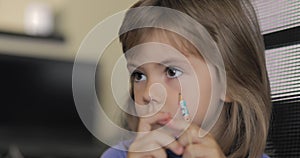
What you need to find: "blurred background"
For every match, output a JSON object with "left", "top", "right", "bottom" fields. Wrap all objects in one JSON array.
[
  {"left": 0, "top": 0, "right": 136, "bottom": 158},
  {"left": 0, "top": 0, "right": 299, "bottom": 158}
]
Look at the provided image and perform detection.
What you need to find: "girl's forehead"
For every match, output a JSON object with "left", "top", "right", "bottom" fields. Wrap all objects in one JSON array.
[
  {"left": 126, "top": 42, "right": 184, "bottom": 60},
  {"left": 124, "top": 29, "right": 204, "bottom": 68},
  {"left": 125, "top": 42, "right": 191, "bottom": 68},
  {"left": 130, "top": 29, "right": 200, "bottom": 57}
]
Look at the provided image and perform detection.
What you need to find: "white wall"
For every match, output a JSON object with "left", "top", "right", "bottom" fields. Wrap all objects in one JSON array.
[{"left": 0, "top": 0, "right": 136, "bottom": 61}]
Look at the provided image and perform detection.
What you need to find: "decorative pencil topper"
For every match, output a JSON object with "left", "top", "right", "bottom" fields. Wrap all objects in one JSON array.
[{"left": 179, "top": 93, "right": 190, "bottom": 122}]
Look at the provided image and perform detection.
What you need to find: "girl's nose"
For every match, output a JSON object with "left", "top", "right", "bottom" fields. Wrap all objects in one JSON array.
[
  {"left": 136, "top": 82, "right": 167, "bottom": 117},
  {"left": 142, "top": 82, "right": 167, "bottom": 106}
]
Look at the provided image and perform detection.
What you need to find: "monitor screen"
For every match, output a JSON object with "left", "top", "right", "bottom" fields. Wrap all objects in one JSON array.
[{"left": 0, "top": 54, "right": 104, "bottom": 158}]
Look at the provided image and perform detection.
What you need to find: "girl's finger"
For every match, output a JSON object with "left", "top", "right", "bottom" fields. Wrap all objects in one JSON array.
[
  {"left": 182, "top": 144, "right": 208, "bottom": 158},
  {"left": 182, "top": 143, "right": 226, "bottom": 158},
  {"left": 177, "top": 126, "right": 210, "bottom": 146},
  {"left": 163, "top": 119, "right": 204, "bottom": 145},
  {"left": 128, "top": 148, "right": 167, "bottom": 158},
  {"left": 165, "top": 119, "right": 213, "bottom": 146},
  {"left": 127, "top": 148, "right": 167, "bottom": 158},
  {"left": 151, "top": 130, "right": 184, "bottom": 155},
  {"left": 166, "top": 119, "right": 210, "bottom": 138},
  {"left": 145, "top": 148, "right": 167, "bottom": 158},
  {"left": 138, "top": 112, "right": 171, "bottom": 132},
  {"left": 166, "top": 118, "right": 190, "bottom": 131},
  {"left": 131, "top": 130, "right": 184, "bottom": 155}
]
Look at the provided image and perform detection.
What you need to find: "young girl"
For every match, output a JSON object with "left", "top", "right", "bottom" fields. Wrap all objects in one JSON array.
[{"left": 102, "top": 0, "right": 271, "bottom": 157}]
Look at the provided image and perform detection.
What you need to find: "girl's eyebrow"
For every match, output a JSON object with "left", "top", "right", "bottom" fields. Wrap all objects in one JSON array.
[
  {"left": 127, "top": 57, "right": 188, "bottom": 68},
  {"left": 160, "top": 58, "right": 188, "bottom": 65},
  {"left": 127, "top": 63, "right": 139, "bottom": 69}
]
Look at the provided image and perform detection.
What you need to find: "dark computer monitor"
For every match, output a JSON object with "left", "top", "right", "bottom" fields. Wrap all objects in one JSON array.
[{"left": 0, "top": 54, "right": 104, "bottom": 158}]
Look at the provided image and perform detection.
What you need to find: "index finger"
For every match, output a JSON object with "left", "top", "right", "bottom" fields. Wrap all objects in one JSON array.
[
  {"left": 138, "top": 112, "right": 172, "bottom": 132},
  {"left": 166, "top": 119, "right": 209, "bottom": 137}
]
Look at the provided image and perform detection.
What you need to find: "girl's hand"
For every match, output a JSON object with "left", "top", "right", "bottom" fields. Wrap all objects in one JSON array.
[
  {"left": 173, "top": 121, "right": 226, "bottom": 158},
  {"left": 127, "top": 112, "right": 184, "bottom": 158}
]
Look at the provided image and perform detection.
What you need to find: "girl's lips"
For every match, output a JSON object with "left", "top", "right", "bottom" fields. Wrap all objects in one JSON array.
[
  {"left": 158, "top": 118, "right": 171, "bottom": 125},
  {"left": 157, "top": 112, "right": 172, "bottom": 125},
  {"left": 155, "top": 115, "right": 183, "bottom": 137}
]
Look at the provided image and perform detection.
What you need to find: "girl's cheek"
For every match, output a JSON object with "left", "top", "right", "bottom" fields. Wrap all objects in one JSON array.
[
  {"left": 165, "top": 78, "right": 181, "bottom": 92},
  {"left": 133, "top": 87, "right": 144, "bottom": 105}
]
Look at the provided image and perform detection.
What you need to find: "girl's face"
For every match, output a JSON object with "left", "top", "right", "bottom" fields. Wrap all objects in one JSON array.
[{"left": 126, "top": 36, "right": 212, "bottom": 129}]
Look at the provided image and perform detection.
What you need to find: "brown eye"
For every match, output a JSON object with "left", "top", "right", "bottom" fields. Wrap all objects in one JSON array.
[
  {"left": 132, "top": 71, "right": 146, "bottom": 82},
  {"left": 166, "top": 67, "right": 183, "bottom": 78}
]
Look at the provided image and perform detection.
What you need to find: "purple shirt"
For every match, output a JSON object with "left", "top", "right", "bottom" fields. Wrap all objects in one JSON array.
[{"left": 101, "top": 140, "right": 270, "bottom": 158}]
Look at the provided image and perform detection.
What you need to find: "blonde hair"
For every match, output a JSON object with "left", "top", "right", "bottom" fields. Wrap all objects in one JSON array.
[{"left": 119, "top": 0, "right": 271, "bottom": 157}]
